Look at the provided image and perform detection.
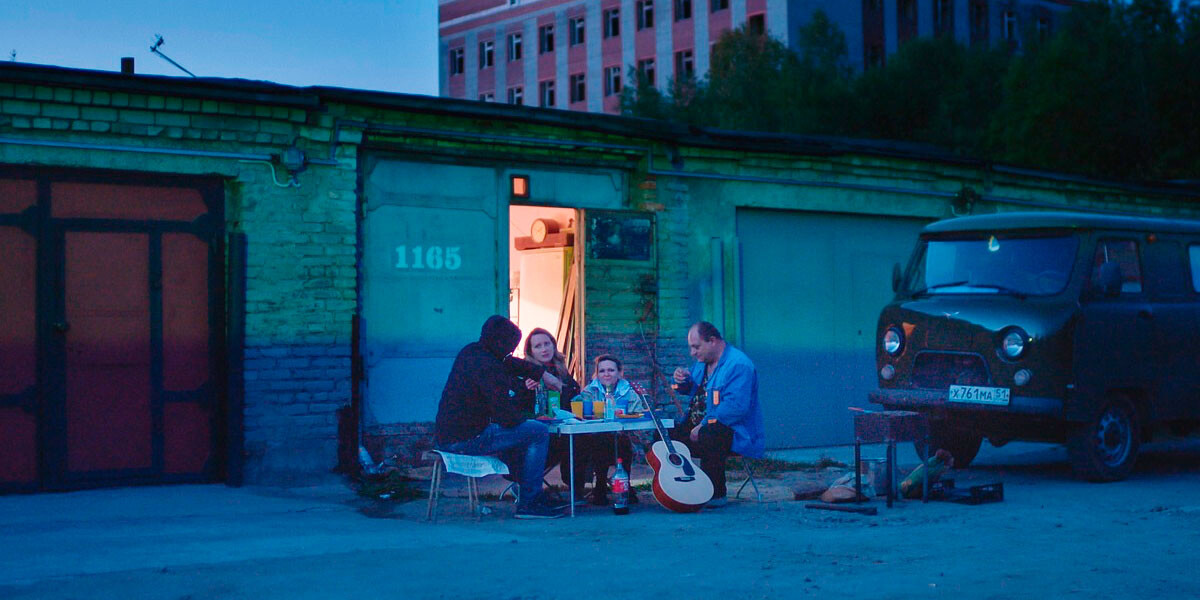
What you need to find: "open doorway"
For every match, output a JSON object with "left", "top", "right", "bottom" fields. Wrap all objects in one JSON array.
[{"left": 509, "top": 205, "right": 583, "bottom": 380}]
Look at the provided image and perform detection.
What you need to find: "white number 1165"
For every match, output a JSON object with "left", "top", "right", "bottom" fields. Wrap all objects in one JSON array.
[{"left": 395, "top": 245, "right": 462, "bottom": 270}]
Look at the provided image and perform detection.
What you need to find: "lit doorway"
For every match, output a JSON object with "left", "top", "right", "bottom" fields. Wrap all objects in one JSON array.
[{"left": 508, "top": 205, "right": 583, "bottom": 379}]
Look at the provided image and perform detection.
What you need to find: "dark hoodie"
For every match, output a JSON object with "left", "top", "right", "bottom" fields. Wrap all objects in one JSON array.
[{"left": 434, "top": 315, "right": 547, "bottom": 446}]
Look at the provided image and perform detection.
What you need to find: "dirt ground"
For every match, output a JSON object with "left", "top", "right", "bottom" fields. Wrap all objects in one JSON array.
[{"left": 4, "top": 439, "right": 1200, "bottom": 599}]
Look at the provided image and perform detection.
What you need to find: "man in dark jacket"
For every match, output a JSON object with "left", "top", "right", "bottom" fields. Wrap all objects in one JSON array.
[{"left": 435, "top": 315, "right": 564, "bottom": 519}]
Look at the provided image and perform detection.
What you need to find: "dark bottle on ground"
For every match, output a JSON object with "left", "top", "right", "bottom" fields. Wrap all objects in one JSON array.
[{"left": 612, "top": 458, "right": 630, "bottom": 515}]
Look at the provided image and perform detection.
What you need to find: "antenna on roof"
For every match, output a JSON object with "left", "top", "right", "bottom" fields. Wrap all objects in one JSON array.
[{"left": 149, "top": 35, "right": 197, "bottom": 77}]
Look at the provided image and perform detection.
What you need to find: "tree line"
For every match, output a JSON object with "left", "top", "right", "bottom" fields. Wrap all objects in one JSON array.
[{"left": 620, "top": 0, "right": 1200, "bottom": 183}]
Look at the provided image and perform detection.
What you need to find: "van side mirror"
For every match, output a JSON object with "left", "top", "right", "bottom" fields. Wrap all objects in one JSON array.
[
  {"left": 1096, "top": 262, "right": 1122, "bottom": 297},
  {"left": 891, "top": 263, "right": 902, "bottom": 293}
]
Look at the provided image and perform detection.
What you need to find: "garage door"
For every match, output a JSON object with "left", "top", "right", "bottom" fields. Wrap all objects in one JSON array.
[
  {"left": 360, "top": 159, "right": 505, "bottom": 425},
  {"left": 0, "top": 173, "right": 222, "bottom": 492},
  {"left": 737, "top": 209, "right": 927, "bottom": 448}
]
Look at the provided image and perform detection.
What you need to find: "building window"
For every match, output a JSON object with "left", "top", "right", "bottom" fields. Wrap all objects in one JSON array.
[
  {"left": 539, "top": 24, "right": 555, "bottom": 53},
  {"left": 865, "top": 43, "right": 884, "bottom": 69},
  {"left": 569, "top": 17, "right": 585, "bottom": 45},
  {"left": 898, "top": 0, "right": 917, "bottom": 44},
  {"left": 604, "top": 8, "right": 621, "bottom": 38},
  {"left": 1002, "top": 10, "right": 1018, "bottom": 45},
  {"left": 674, "top": 0, "right": 692, "bottom": 21},
  {"left": 933, "top": 0, "right": 954, "bottom": 37},
  {"left": 1036, "top": 15, "right": 1052, "bottom": 41},
  {"left": 540, "top": 80, "right": 556, "bottom": 107},
  {"left": 449, "top": 47, "right": 464, "bottom": 75},
  {"left": 747, "top": 13, "right": 765, "bottom": 36},
  {"left": 969, "top": 0, "right": 989, "bottom": 46},
  {"left": 637, "top": 1, "right": 654, "bottom": 30},
  {"left": 507, "top": 86, "right": 524, "bottom": 105},
  {"left": 710, "top": 0, "right": 728, "bottom": 12},
  {"left": 479, "top": 92, "right": 494, "bottom": 102},
  {"left": 569, "top": 73, "right": 586, "bottom": 103},
  {"left": 479, "top": 40, "right": 494, "bottom": 69},
  {"left": 637, "top": 58, "right": 655, "bottom": 85},
  {"left": 507, "top": 33, "right": 523, "bottom": 61},
  {"left": 674, "top": 49, "right": 694, "bottom": 79},
  {"left": 604, "top": 65, "right": 622, "bottom": 96}
]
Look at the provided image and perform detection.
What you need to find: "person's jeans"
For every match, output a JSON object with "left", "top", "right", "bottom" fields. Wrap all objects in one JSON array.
[
  {"left": 439, "top": 421, "right": 549, "bottom": 508},
  {"left": 674, "top": 421, "right": 734, "bottom": 498}
]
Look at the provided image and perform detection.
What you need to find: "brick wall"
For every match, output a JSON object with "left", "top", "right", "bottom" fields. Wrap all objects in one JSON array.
[{"left": 0, "top": 75, "right": 359, "bottom": 485}]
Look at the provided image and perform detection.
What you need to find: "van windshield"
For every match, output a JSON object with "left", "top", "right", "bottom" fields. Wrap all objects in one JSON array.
[{"left": 906, "top": 235, "right": 1079, "bottom": 297}]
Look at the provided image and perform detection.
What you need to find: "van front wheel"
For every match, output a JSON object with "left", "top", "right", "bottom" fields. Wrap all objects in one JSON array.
[
  {"left": 1067, "top": 396, "right": 1140, "bottom": 482},
  {"left": 925, "top": 423, "right": 983, "bottom": 467}
]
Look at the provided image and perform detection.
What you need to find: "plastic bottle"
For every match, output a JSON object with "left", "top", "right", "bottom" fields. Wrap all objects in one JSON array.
[
  {"left": 535, "top": 382, "right": 548, "bottom": 416},
  {"left": 604, "top": 389, "right": 616, "bottom": 420},
  {"left": 611, "top": 458, "right": 630, "bottom": 515}
]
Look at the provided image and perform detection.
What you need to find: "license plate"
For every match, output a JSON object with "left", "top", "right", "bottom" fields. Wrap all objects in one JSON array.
[{"left": 948, "top": 385, "right": 1010, "bottom": 406}]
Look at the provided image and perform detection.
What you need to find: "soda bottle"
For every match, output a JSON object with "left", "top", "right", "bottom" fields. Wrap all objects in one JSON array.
[
  {"left": 604, "top": 390, "right": 616, "bottom": 420},
  {"left": 612, "top": 458, "right": 630, "bottom": 515}
]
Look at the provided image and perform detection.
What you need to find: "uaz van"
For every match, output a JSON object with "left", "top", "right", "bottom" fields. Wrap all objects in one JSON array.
[{"left": 870, "top": 211, "right": 1200, "bottom": 481}]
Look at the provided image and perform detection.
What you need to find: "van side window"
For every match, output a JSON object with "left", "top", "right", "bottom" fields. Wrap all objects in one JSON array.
[
  {"left": 1190, "top": 245, "right": 1200, "bottom": 293},
  {"left": 1092, "top": 239, "right": 1142, "bottom": 293}
]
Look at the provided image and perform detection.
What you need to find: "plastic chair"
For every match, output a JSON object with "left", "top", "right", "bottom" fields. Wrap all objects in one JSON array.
[{"left": 424, "top": 450, "right": 510, "bottom": 522}]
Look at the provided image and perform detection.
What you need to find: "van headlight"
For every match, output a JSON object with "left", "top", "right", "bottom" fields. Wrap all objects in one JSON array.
[
  {"left": 883, "top": 327, "right": 904, "bottom": 356},
  {"left": 1001, "top": 329, "right": 1027, "bottom": 358}
]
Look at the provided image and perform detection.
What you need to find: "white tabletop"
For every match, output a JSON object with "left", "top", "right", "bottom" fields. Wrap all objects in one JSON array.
[{"left": 546, "top": 418, "right": 672, "bottom": 435}]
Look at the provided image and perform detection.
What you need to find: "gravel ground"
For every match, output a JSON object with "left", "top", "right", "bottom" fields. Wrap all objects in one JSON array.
[{"left": 3, "top": 439, "right": 1200, "bottom": 599}]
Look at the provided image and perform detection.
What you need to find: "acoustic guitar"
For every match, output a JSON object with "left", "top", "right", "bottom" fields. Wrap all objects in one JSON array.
[{"left": 633, "top": 383, "right": 714, "bottom": 512}]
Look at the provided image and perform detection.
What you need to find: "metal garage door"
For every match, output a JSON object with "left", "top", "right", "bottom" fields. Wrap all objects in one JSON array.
[
  {"left": 360, "top": 159, "right": 505, "bottom": 425},
  {"left": 737, "top": 209, "right": 927, "bottom": 448},
  {"left": 0, "top": 173, "right": 223, "bottom": 492}
]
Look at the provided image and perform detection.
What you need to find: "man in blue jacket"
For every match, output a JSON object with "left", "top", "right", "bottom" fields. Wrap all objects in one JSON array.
[{"left": 672, "top": 321, "right": 765, "bottom": 507}]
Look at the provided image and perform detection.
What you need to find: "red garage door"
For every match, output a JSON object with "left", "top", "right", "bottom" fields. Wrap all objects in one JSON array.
[{"left": 0, "top": 172, "right": 223, "bottom": 492}]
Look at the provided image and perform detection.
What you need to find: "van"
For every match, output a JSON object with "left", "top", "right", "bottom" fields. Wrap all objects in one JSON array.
[{"left": 869, "top": 211, "right": 1200, "bottom": 481}]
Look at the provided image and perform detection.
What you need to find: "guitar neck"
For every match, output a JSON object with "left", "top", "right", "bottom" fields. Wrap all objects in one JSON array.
[{"left": 645, "top": 403, "right": 679, "bottom": 456}]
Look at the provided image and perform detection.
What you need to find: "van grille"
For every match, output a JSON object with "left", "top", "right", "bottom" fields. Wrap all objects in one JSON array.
[{"left": 911, "top": 352, "right": 990, "bottom": 389}]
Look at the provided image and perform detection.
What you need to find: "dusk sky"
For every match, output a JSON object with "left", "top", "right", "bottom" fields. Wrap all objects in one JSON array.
[{"left": 1, "top": 1, "right": 439, "bottom": 96}]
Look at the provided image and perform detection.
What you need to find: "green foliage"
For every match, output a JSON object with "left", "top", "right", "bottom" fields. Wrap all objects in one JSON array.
[
  {"left": 726, "top": 455, "right": 846, "bottom": 479},
  {"left": 621, "top": 3, "right": 1200, "bottom": 182}
]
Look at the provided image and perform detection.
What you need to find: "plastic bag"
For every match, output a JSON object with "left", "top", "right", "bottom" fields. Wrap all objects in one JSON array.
[{"left": 900, "top": 449, "right": 954, "bottom": 499}]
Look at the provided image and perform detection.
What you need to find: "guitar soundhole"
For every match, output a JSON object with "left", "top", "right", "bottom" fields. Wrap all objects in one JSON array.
[{"left": 669, "top": 454, "right": 683, "bottom": 467}]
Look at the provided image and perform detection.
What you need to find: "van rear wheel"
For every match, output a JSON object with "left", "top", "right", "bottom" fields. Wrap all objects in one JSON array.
[
  {"left": 1067, "top": 396, "right": 1140, "bottom": 482},
  {"left": 924, "top": 423, "right": 983, "bottom": 467}
]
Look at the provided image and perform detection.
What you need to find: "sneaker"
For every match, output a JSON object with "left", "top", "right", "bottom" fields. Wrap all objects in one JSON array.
[
  {"left": 540, "top": 490, "right": 573, "bottom": 511},
  {"left": 705, "top": 496, "right": 729, "bottom": 509},
  {"left": 515, "top": 502, "right": 566, "bottom": 519}
]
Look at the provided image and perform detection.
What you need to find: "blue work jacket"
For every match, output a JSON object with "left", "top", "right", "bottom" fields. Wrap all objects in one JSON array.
[{"left": 675, "top": 345, "right": 765, "bottom": 458}]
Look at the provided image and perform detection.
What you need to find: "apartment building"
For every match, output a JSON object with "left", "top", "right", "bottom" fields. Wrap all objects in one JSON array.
[{"left": 438, "top": 0, "right": 1078, "bottom": 114}]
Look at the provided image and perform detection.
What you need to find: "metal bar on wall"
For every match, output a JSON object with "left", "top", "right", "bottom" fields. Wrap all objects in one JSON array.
[{"left": 710, "top": 237, "right": 724, "bottom": 334}]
